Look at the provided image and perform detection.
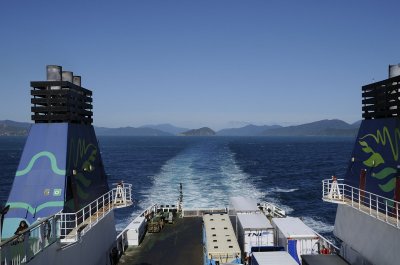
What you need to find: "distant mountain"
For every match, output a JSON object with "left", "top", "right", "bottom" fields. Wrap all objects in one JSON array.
[
  {"left": 140, "top": 124, "right": 189, "bottom": 135},
  {"left": 261, "top": 119, "right": 359, "bottom": 136},
  {"left": 180, "top": 127, "right": 216, "bottom": 136},
  {"left": 217, "top": 124, "right": 282, "bottom": 136},
  {"left": 95, "top": 126, "right": 172, "bottom": 136},
  {"left": 0, "top": 120, "right": 31, "bottom": 136},
  {"left": 0, "top": 119, "right": 362, "bottom": 137}
]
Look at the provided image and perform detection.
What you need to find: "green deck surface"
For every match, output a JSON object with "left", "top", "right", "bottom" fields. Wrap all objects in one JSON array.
[{"left": 118, "top": 217, "right": 203, "bottom": 265}]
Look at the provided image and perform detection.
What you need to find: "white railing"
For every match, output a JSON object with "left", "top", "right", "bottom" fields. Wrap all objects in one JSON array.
[
  {"left": 0, "top": 214, "right": 59, "bottom": 265},
  {"left": 258, "top": 202, "right": 286, "bottom": 218},
  {"left": 57, "top": 183, "right": 132, "bottom": 243},
  {"left": 314, "top": 232, "right": 340, "bottom": 255},
  {"left": 322, "top": 178, "right": 400, "bottom": 228},
  {"left": 183, "top": 208, "right": 227, "bottom": 217},
  {"left": 0, "top": 183, "right": 132, "bottom": 264},
  {"left": 115, "top": 203, "right": 156, "bottom": 250}
]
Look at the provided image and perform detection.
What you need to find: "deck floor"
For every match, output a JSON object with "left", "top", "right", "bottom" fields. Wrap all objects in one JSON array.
[{"left": 118, "top": 217, "right": 203, "bottom": 265}]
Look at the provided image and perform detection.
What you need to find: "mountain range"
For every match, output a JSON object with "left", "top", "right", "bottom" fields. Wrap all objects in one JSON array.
[
  {"left": 0, "top": 120, "right": 31, "bottom": 136},
  {"left": 260, "top": 119, "right": 360, "bottom": 137},
  {"left": 217, "top": 124, "right": 282, "bottom": 136},
  {"left": 0, "top": 119, "right": 360, "bottom": 137}
]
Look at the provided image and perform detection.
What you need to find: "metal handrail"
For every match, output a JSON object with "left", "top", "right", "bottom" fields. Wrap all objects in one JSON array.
[
  {"left": 258, "top": 201, "right": 286, "bottom": 218},
  {"left": 322, "top": 178, "right": 400, "bottom": 228},
  {"left": 0, "top": 214, "right": 60, "bottom": 265},
  {"left": 57, "top": 183, "right": 132, "bottom": 242},
  {"left": 314, "top": 231, "right": 340, "bottom": 254},
  {"left": 0, "top": 183, "right": 132, "bottom": 265},
  {"left": 183, "top": 208, "right": 227, "bottom": 217}
]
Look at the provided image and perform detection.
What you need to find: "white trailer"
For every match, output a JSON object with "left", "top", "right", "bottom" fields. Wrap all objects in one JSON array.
[
  {"left": 271, "top": 217, "right": 319, "bottom": 263},
  {"left": 237, "top": 213, "right": 274, "bottom": 257}
]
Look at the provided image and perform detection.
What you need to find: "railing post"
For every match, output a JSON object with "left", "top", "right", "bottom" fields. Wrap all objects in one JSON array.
[
  {"left": 341, "top": 183, "right": 344, "bottom": 202},
  {"left": 108, "top": 192, "right": 111, "bottom": 212},
  {"left": 351, "top": 187, "right": 354, "bottom": 207},
  {"left": 89, "top": 203, "right": 92, "bottom": 227},
  {"left": 385, "top": 200, "right": 388, "bottom": 222},
  {"left": 40, "top": 222, "right": 45, "bottom": 251},
  {"left": 358, "top": 190, "right": 361, "bottom": 210},
  {"left": 376, "top": 198, "right": 379, "bottom": 220},
  {"left": 369, "top": 194, "right": 372, "bottom": 215},
  {"left": 397, "top": 201, "right": 399, "bottom": 228},
  {"left": 75, "top": 214, "right": 78, "bottom": 241},
  {"left": 102, "top": 194, "right": 105, "bottom": 218}
]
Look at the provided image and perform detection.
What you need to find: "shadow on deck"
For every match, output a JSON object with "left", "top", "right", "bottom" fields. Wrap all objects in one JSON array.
[{"left": 118, "top": 217, "right": 203, "bottom": 265}]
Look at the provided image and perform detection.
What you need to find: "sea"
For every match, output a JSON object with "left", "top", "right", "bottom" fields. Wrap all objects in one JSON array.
[{"left": 0, "top": 136, "right": 354, "bottom": 240}]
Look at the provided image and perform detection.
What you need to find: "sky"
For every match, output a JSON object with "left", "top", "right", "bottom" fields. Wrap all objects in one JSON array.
[{"left": 0, "top": 0, "right": 399, "bottom": 130}]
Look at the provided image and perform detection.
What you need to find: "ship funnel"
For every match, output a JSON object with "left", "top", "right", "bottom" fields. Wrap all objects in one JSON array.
[
  {"left": 73, "top": 76, "right": 81, "bottom": 86},
  {"left": 47, "top": 65, "right": 62, "bottom": 90},
  {"left": 62, "top": 71, "right": 74, "bottom": 83},
  {"left": 46, "top": 65, "right": 62, "bottom": 81},
  {"left": 389, "top": 64, "right": 400, "bottom": 78}
]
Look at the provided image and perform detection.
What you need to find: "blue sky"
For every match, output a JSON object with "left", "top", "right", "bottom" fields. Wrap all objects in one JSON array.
[{"left": 0, "top": 1, "right": 399, "bottom": 129}]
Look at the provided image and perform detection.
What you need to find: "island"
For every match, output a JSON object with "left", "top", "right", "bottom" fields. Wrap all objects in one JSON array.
[{"left": 180, "top": 127, "right": 216, "bottom": 136}]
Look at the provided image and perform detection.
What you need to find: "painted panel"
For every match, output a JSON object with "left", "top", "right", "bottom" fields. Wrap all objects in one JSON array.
[
  {"left": 2, "top": 124, "right": 68, "bottom": 238},
  {"left": 345, "top": 118, "right": 399, "bottom": 199},
  {"left": 64, "top": 124, "right": 109, "bottom": 212}
]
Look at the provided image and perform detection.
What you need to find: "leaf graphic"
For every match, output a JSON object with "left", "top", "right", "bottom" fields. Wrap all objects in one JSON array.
[
  {"left": 75, "top": 173, "right": 91, "bottom": 187},
  {"left": 372, "top": 167, "right": 397, "bottom": 180},
  {"left": 359, "top": 141, "right": 368, "bottom": 147},
  {"left": 363, "top": 152, "right": 385, "bottom": 167},
  {"left": 379, "top": 177, "right": 396, "bottom": 193},
  {"left": 362, "top": 146, "right": 373, "bottom": 153}
]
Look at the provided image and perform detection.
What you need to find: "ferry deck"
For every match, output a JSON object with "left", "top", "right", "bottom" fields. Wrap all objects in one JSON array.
[{"left": 118, "top": 217, "right": 203, "bottom": 265}]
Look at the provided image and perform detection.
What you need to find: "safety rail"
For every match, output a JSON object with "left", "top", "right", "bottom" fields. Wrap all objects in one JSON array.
[
  {"left": 0, "top": 214, "right": 59, "bottom": 265},
  {"left": 314, "top": 232, "right": 340, "bottom": 255},
  {"left": 183, "top": 208, "right": 227, "bottom": 217},
  {"left": 258, "top": 201, "right": 286, "bottom": 218},
  {"left": 115, "top": 203, "right": 157, "bottom": 256},
  {"left": 57, "top": 182, "right": 132, "bottom": 243},
  {"left": 207, "top": 251, "right": 241, "bottom": 264},
  {"left": 0, "top": 183, "right": 132, "bottom": 264},
  {"left": 322, "top": 178, "right": 400, "bottom": 228}
]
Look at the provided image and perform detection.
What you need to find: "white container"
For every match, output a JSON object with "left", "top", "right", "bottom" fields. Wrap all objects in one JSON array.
[
  {"left": 251, "top": 251, "right": 298, "bottom": 265},
  {"left": 126, "top": 216, "right": 147, "bottom": 246},
  {"left": 237, "top": 213, "right": 274, "bottom": 256},
  {"left": 271, "top": 217, "right": 319, "bottom": 263}
]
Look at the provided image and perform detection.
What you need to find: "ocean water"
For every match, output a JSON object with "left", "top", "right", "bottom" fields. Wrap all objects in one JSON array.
[{"left": 0, "top": 136, "right": 354, "bottom": 238}]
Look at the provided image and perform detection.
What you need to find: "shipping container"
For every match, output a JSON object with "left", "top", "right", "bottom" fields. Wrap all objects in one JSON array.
[
  {"left": 271, "top": 217, "right": 319, "bottom": 264},
  {"left": 236, "top": 213, "right": 274, "bottom": 258},
  {"left": 126, "top": 216, "right": 147, "bottom": 246},
  {"left": 203, "top": 213, "right": 242, "bottom": 265}
]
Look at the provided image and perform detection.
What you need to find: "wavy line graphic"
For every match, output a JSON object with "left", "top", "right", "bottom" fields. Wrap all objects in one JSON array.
[
  {"left": 68, "top": 139, "right": 97, "bottom": 168},
  {"left": 7, "top": 201, "right": 64, "bottom": 215},
  {"left": 372, "top": 167, "right": 397, "bottom": 180},
  {"left": 16, "top": 151, "right": 66, "bottom": 176},
  {"left": 360, "top": 127, "right": 400, "bottom": 161},
  {"left": 379, "top": 177, "right": 396, "bottom": 193}
]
